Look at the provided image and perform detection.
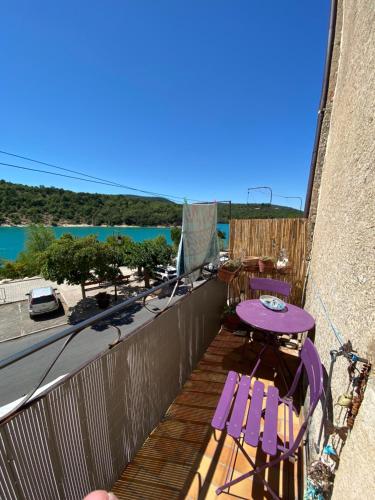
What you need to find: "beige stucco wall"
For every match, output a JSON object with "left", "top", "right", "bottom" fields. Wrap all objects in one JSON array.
[
  {"left": 304, "top": 0, "right": 375, "bottom": 498},
  {"left": 306, "top": 0, "right": 343, "bottom": 254}
]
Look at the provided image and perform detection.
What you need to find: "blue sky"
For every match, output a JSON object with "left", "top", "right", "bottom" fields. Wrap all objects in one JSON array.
[{"left": 0, "top": 1, "right": 329, "bottom": 208}]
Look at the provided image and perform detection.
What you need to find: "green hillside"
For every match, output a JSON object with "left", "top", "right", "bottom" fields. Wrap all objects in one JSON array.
[{"left": 0, "top": 180, "right": 303, "bottom": 226}]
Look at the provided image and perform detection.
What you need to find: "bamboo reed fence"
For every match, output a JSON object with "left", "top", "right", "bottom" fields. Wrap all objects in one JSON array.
[{"left": 228, "top": 218, "right": 308, "bottom": 305}]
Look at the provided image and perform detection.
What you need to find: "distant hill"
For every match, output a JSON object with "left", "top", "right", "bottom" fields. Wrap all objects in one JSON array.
[{"left": 0, "top": 180, "right": 303, "bottom": 226}]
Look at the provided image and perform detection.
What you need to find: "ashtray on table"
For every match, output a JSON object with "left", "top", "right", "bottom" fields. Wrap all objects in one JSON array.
[{"left": 260, "top": 295, "right": 286, "bottom": 311}]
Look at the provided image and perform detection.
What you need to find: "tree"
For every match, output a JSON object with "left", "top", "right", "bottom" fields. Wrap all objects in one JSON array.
[
  {"left": 41, "top": 234, "right": 102, "bottom": 298},
  {"left": 0, "top": 260, "right": 28, "bottom": 279},
  {"left": 127, "top": 236, "right": 172, "bottom": 288},
  {"left": 22, "top": 225, "right": 56, "bottom": 275},
  {"left": 217, "top": 229, "right": 226, "bottom": 251},
  {"left": 95, "top": 235, "right": 135, "bottom": 300},
  {"left": 170, "top": 226, "right": 182, "bottom": 254},
  {"left": 0, "top": 225, "right": 56, "bottom": 278},
  {"left": 105, "top": 235, "right": 135, "bottom": 264},
  {"left": 25, "top": 224, "right": 55, "bottom": 254}
]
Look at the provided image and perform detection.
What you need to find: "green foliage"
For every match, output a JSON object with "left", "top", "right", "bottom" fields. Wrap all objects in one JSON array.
[
  {"left": 95, "top": 235, "right": 135, "bottom": 285},
  {"left": 0, "top": 259, "right": 29, "bottom": 279},
  {"left": 38, "top": 232, "right": 175, "bottom": 294},
  {"left": 126, "top": 236, "right": 173, "bottom": 287},
  {"left": 106, "top": 235, "right": 135, "bottom": 264},
  {"left": 25, "top": 225, "right": 55, "bottom": 254},
  {"left": 41, "top": 234, "right": 102, "bottom": 298},
  {"left": 170, "top": 226, "right": 182, "bottom": 247},
  {"left": 170, "top": 227, "right": 227, "bottom": 253},
  {"left": 0, "top": 180, "right": 181, "bottom": 226},
  {"left": 222, "top": 302, "right": 239, "bottom": 317},
  {"left": 170, "top": 226, "right": 182, "bottom": 255},
  {"left": 0, "top": 228, "right": 175, "bottom": 293},
  {"left": 222, "top": 259, "right": 241, "bottom": 272},
  {"left": 217, "top": 229, "right": 226, "bottom": 251},
  {"left": 0, "top": 180, "right": 302, "bottom": 226},
  {"left": 219, "top": 203, "right": 302, "bottom": 220},
  {"left": 0, "top": 224, "right": 55, "bottom": 278}
]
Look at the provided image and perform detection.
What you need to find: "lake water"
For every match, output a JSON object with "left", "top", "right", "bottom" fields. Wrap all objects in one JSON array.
[{"left": 0, "top": 224, "right": 229, "bottom": 261}]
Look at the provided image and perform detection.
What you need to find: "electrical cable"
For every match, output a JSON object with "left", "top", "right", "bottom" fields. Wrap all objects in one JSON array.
[
  {"left": 0, "top": 151, "right": 202, "bottom": 203},
  {"left": 0, "top": 161, "right": 127, "bottom": 188},
  {"left": 0, "top": 149, "right": 128, "bottom": 188}
]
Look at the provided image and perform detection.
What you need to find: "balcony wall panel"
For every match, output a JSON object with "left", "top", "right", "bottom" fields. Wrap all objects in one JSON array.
[{"left": 0, "top": 279, "right": 226, "bottom": 500}]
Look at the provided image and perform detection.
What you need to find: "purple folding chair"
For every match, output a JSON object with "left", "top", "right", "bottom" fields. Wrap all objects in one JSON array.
[
  {"left": 211, "top": 338, "right": 323, "bottom": 499},
  {"left": 249, "top": 277, "right": 292, "bottom": 299},
  {"left": 247, "top": 277, "right": 295, "bottom": 383}
]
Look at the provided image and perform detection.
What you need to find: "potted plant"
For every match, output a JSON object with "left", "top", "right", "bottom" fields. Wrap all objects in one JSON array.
[
  {"left": 218, "top": 259, "right": 242, "bottom": 283},
  {"left": 276, "top": 248, "right": 291, "bottom": 274},
  {"left": 242, "top": 256, "right": 260, "bottom": 272},
  {"left": 258, "top": 256, "right": 275, "bottom": 273},
  {"left": 221, "top": 302, "right": 242, "bottom": 330},
  {"left": 96, "top": 292, "right": 110, "bottom": 309}
]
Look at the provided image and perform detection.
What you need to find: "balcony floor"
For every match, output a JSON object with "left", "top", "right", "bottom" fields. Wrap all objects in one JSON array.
[{"left": 112, "top": 328, "right": 303, "bottom": 499}]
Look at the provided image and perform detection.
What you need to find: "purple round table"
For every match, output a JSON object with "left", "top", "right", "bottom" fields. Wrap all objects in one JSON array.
[{"left": 236, "top": 299, "right": 315, "bottom": 335}]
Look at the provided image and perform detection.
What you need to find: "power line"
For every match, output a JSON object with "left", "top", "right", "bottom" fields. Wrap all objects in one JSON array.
[
  {"left": 0, "top": 162, "right": 125, "bottom": 188},
  {"left": 0, "top": 150, "right": 201, "bottom": 202},
  {"left": 0, "top": 149, "right": 124, "bottom": 187},
  {"left": 0, "top": 161, "right": 203, "bottom": 202}
]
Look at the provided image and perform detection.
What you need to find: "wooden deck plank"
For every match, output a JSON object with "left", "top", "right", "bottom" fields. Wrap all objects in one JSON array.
[{"left": 111, "top": 328, "right": 302, "bottom": 500}]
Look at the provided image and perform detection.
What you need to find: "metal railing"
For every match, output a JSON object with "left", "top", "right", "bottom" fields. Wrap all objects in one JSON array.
[
  {"left": 0, "top": 276, "right": 226, "bottom": 499},
  {"left": 0, "top": 264, "right": 215, "bottom": 422}
]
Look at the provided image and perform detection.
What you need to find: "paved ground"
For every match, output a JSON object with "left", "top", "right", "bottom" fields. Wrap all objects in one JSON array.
[
  {"left": 0, "top": 277, "right": 58, "bottom": 303},
  {"left": 0, "top": 270, "right": 178, "bottom": 342},
  {"left": 0, "top": 269, "right": 156, "bottom": 309},
  {"left": 0, "top": 282, "right": 202, "bottom": 409},
  {"left": 0, "top": 300, "right": 68, "bottom": 342},
  {"left": 59, "top": 267, "right": 160, "bottom": 309}
]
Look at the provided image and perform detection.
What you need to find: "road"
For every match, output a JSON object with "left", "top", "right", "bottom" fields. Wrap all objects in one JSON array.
[{"left": 0, "top": 284, "right": 194, "bottom": 408}]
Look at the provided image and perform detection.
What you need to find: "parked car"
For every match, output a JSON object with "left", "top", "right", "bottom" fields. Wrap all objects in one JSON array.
[
  {"left": 27, "top": 286, "right": 60, "bottom": 318},
  {"left": 205, "top": 252, "right": 230, "bottom": 271},
  {"left": 153, "top": 265, "right": 177, "bottom": 282}
]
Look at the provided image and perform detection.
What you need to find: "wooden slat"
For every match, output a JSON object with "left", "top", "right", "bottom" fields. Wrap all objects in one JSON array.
[
  {"left": 229, "top": 218, "right": 307, "bottom": 305},
  {"left": 112, "top": 328, "right": 302, "bottom": 499}
]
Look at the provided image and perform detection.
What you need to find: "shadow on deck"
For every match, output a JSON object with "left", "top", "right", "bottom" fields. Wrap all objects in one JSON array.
[{"left": 112, "top": 329, "right": 303, "bottom": 499}]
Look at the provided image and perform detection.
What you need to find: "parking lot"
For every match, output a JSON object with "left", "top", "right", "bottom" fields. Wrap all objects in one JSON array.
[{"left": 0, "top": 299, "right": 68, "bottom": 342}]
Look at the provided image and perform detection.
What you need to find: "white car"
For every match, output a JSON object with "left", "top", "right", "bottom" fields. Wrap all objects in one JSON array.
[
  {"left": 27, "top": 287, "right": 60, "bottom": 318},
  {"left": 205, "top": 252, "right": 229, "bottom": 271},
  {"left": 153, "top": 266, "right": 177, "bottom": 282}
]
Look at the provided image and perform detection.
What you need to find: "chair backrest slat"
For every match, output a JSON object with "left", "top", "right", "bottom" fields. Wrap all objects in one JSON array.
[
  {"left": 285, "top": 338, "right": 323, "bottom": 456},
  {"left": 300, "top": 338, "right": 323, "bottom": 414},
  {"left": 250, "top": 277, "right": 292, "bottom": 298}
]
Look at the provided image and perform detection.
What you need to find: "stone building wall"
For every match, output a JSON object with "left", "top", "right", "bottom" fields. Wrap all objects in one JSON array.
[
  {"left": 304, "top": 1, "right": 375, "bottom": 498},
  {"left": 306, "top": 0, "right": 343, "bottom": 255}
]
